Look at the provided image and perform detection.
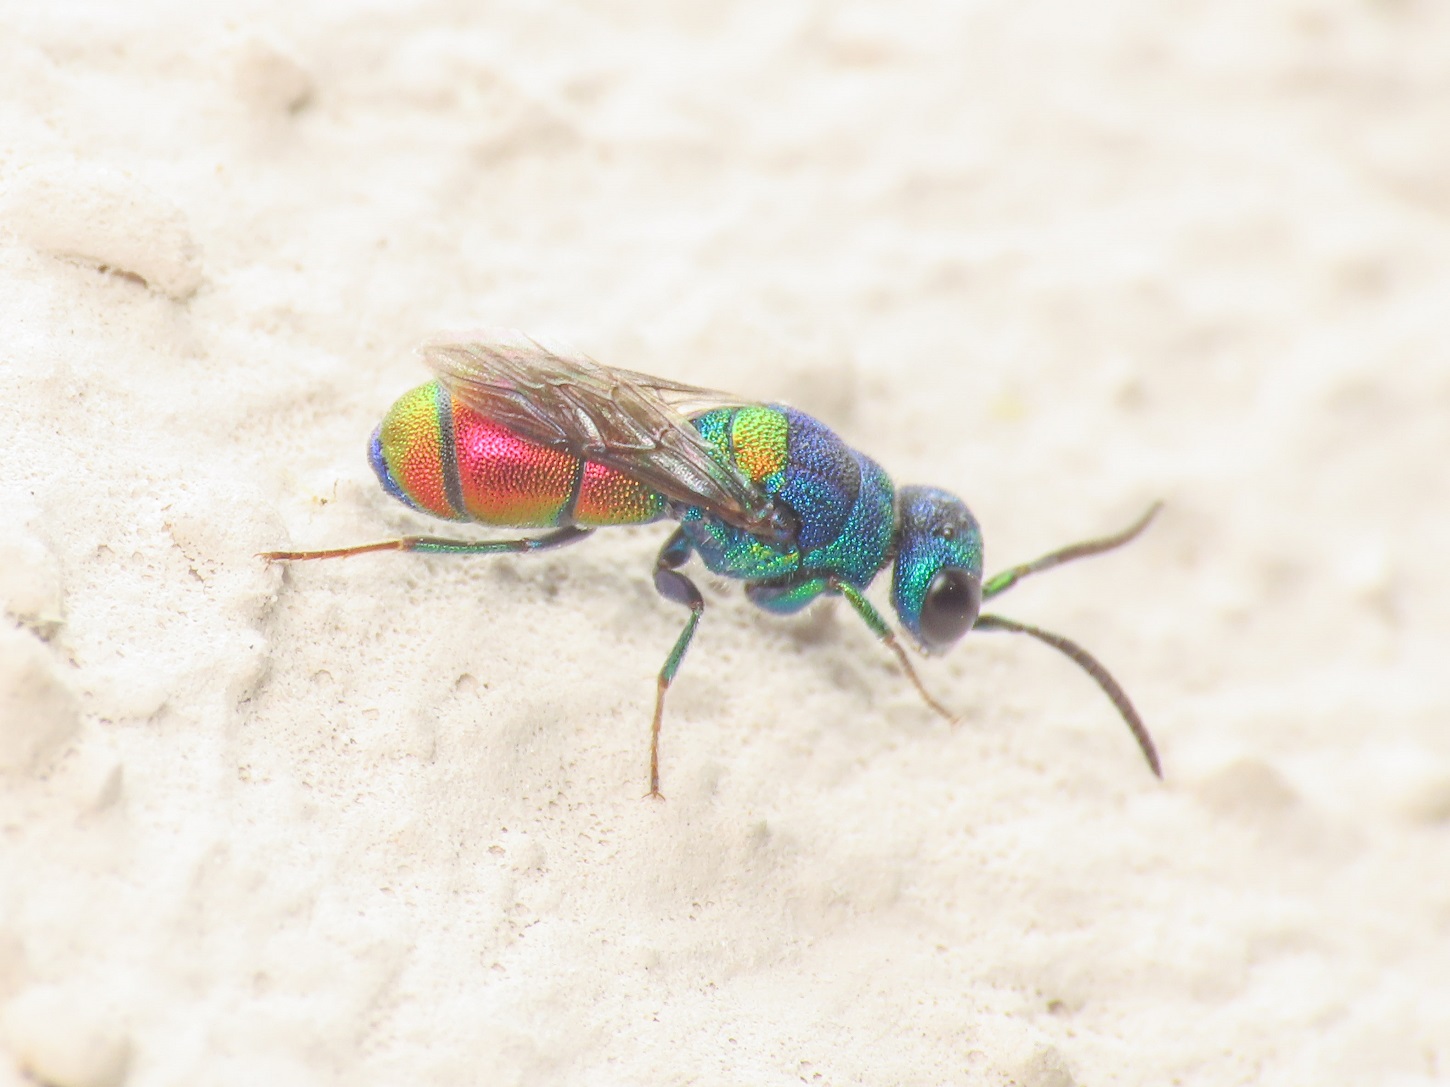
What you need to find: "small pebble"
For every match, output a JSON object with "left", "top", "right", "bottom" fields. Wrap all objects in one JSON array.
[
  {"left": 0, "top": 532, "right": 63, "bottom": 641},
  {"left": 1016, "top": 1045, "right": 1078, "bottom": 1087},
  {"left": 234, "top": 39, "right": 315, "bottom": 115},
  {"left": 55, "top": 743, "right": 125, "bottom": 813},
  {"left": 1195, "top": 758, "right": 1300, "bottom": 820}
]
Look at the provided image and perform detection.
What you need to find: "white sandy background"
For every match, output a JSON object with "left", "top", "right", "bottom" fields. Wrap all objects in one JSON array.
[{"left": 2, "top": 2, "right": 1448, "bottom": 1085}]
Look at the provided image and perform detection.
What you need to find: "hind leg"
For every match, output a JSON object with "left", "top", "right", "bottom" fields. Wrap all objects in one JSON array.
[{"left": 262, "top": 525, "right": 593, "bottom": 561}]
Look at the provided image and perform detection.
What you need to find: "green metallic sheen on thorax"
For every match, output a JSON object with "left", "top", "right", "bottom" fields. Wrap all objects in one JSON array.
[{"left": 681, "top": 406, "right": 896, "bottom": 591}]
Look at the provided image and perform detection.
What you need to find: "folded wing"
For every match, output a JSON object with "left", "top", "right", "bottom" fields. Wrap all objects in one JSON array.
[{"left": 422, "top": 331, "right": 783, "bottom": 538}]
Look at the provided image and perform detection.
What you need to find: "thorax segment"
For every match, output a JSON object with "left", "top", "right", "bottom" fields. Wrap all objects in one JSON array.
[{"left": 682, "top": 406, "right": 895, "bottom": 587}]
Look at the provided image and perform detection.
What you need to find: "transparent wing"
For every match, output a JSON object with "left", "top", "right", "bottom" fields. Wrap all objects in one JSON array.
[{"left": 421, "top": 330, "right": 784, "bottom": 537}]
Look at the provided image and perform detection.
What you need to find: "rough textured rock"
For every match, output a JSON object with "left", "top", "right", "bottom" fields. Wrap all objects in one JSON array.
[{"left": 0, "top": 625, "right": 80, "bottom": 776}]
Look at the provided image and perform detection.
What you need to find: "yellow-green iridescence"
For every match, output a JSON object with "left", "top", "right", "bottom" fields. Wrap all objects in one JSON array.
[
  {"left": 573, "top": 460, "right": 667, "bottom": 526},
  {"left": 679, "top": 406, "right": 800, "bottom": 579},
  {"left": 376, "top": 382, "right": 461, "bottom": 520},
  {"left": 729, "top": 406, "right": 789, "bottom": 487}
]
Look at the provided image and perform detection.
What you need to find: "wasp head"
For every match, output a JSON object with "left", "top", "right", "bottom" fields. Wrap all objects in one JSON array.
[{"left": 891, "top": 486, "right": 984, "bottom": 654}]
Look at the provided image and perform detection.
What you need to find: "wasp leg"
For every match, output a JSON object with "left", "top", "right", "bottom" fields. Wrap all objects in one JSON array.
[
  {"left": 648, "top": 528, "right": 703, "bottom": 800},
  {"left": 744, "top": 576, "right": 828, "bottom": 615},
  {"left": 982, "top": 502, "right": 1161, "bottom": 600},
  {"left": 827, "top": 578, "right": 956, "bottom": 723},
  {"left": 262, "top": 525, "right": 594, "bottom": 562}
]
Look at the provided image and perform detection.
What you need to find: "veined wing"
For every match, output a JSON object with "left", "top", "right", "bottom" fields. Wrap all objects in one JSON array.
[{"left": 421, "top": 331, "right": 788, "bottom": 539}]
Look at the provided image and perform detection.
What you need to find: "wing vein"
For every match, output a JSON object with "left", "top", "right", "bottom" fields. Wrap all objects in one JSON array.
[{"left": 419, "top": 330, "right": 783, "bottom": 537}]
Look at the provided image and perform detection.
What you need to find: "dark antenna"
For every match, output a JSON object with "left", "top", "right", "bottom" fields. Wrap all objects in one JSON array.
[{"left": 977, "top": 503, "right": 1163, "bottom": 777}]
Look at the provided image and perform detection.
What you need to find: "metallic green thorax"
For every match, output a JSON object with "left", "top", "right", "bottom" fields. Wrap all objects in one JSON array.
[
  {"left": 680, "top": 406, "right": 898, "bottom": 598},
  {"left": 672, "top": 407, "right": 987, "bottom": 657}
]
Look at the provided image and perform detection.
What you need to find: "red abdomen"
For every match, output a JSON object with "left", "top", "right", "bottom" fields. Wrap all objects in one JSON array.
[{"left": 370, "top": 381, "right": 666, "bottom": 528}]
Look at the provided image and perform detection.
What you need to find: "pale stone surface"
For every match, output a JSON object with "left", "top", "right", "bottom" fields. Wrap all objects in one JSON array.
[
  {"left": 0, "top": 2, "right": 1445, "bottom": 1085},
  {"left": 0, "top": 625, "right": 81, "bottom": 775},
  {"left": 233, "top": 39, "right": 315, "bottom": 116},
  {"left": 1, "top": 986, "right": 131, "bottom": 1087},
  {"left": 0, "top": 521, "right": 64, "bottom": 641},
  {"left": 3, "top": 165, "right": 203, "bottom": 300}
]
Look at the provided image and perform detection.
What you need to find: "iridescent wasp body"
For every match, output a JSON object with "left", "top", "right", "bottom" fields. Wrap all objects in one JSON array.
[{"left": 265, "top": 331, "right": 1162, "bottom": 795}]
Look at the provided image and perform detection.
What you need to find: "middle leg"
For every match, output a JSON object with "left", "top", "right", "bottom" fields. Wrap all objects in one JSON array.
[{"left": 648, "top": 527, "right": 705, "bottom": 799}]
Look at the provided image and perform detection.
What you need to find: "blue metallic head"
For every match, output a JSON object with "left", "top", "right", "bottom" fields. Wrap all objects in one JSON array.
[{"left": 891, "top": 486, "right": 984, "bottom": 654}]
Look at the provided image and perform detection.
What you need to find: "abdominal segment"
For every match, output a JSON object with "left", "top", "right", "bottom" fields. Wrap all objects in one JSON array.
[{"left": 373, "top": 381, "right": 665, "bottom": 528}]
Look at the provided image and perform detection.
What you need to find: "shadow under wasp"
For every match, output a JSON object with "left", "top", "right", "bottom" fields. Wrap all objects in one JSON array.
[{"left": 264, "top": 331, "right": 1163, "bottom": 796}]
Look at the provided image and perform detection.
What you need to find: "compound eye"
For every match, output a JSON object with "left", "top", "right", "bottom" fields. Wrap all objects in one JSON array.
[{"left": 919, "top": 568, "right": 981, "bottom": 650}]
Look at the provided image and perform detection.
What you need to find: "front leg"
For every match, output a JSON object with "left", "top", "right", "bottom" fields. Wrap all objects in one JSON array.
[
  {"left": 828, "top": 578, "right": 955, "bottom": 723},
  {"left": 750, "top": 574, "right": 955, "bottom": 723}
]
